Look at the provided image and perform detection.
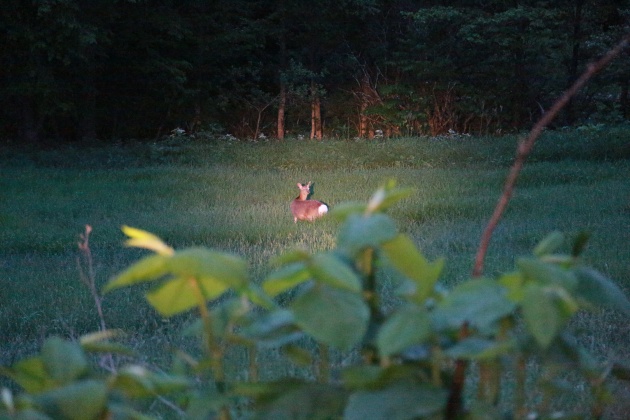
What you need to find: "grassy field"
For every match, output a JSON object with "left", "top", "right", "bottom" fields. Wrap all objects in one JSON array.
[{"left": 1, "top": 128, "right": 629, "bottom": 408}]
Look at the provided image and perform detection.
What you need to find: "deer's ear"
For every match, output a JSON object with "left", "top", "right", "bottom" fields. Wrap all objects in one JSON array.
[
  {"left": 307, "top": 182, "right": 312, "bottom": 187},
  {"left": 297, "top": 183, "right": 303, "bottom": 188}
]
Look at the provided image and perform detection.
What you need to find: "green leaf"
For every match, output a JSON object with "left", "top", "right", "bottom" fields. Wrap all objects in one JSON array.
[
  {"left": 239, "top": 381, "right": 347, "bottom": 420},
  {"left": 41, "top": 337, "right": 88, "bottom": 384},
  {"left": 574, "top": 267, "right": 630, "bottom": 316},
  {"left": 517, "top": 257, "right": 577, "bottom": 291},
  {"left": 521, "top": 284, "right": 564, "bottom": 348},
  {"left": 291, "top": 285, "right": 369, "bottom": 350},
  {"left": 337, "top": 213, "right": 398, "bottom": 257},
  {"left": 143, "top": 249, "right": 247, "bottom": 316},
  {"left": 241, "top": 284, "right": 276, "bottom": 309},
  {"left": 147, "top": 277, "right": 225, "bottom": 317},
  {"left": 103, "top": 254, "right": 169, "bottom": 293},
  {"left": 329, "top": 201, "right": 368, "bottom": 220},
  {"left": 167, "top": 248, "right": 248, "bottom": 291},
  {"left": 263, "top": 262, "right": 311, "bottom": 297},
  {"left": 269, "top": 249, "right": 310, "bottom": 267},
  {"left": 36, "top": 380, "right": 107, "bottom": 420},
  {"left": 282, "top": 345, "right": 313, "bottom": 367},
  {"left": 498, "top": 271, "right": 525, "bottom": 303},
  {"left": 106, "top": 403, "right": 155, "bottom": 420},
  {"left": 381, "top": 234, "right": 444, "bottom": 302},
  {"left": 309, "top": 253, "right": 361, "bottom": 292},
  {"left": 445, "top": 337, "right": 516, "bottom": 360},
  {"left": 80, "top": 341, "right": 136, "bottom": 357},
  {"left": 240, "top": 309, "right": 302, "bottom": 347},
  {"left": 533, "top": 231, "right": 564, "bottom": 257},
  {"left": 341, "top": 365, "right": 385, "bottom": 390},
  {"left": 112, "top": 365, "right": 190, "bottom": 398},
  {"left": 432, "top": 279, "right": 516, "bottom": 331},
  {"left": 2, "top": 357, "right": 55, "bottom": 393},
  {"left": 377, "top": 304, "right": 431, "bottom": 357},
  {"left": 366, "top": 180, "right": 414, "bottom": 213},
  {"left": 344, "top": 380, "right": 447, "bottom": 420}
]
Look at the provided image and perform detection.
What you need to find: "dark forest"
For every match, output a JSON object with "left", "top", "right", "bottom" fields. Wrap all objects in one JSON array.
[{"left": 2, "top": 0, "right": 629, "bottom": 143}]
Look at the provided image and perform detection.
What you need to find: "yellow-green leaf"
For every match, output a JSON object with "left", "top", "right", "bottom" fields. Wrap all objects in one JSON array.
[
  {"left": 103, "top": 254, "right": 169, "bottom": 293},
  {"left": 381, "top": 234, "right": 444, "bottom": 302},
  {"left": 122, "top": 225, "right": 174, "bottom": 256},
  {"left": 146, "top": 277, "right": 229, "bottom": 317}
]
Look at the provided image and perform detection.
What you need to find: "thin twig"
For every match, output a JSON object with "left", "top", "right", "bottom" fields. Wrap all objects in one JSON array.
[
  {"left": 472, "top": 34, "right": 630, "bottom": 278},
  {"left": 77, "top": 224, "right": 116, "bottom": 372}
]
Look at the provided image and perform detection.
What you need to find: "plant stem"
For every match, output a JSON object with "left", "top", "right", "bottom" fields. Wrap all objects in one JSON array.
[
  {"left": 77, "top": 225, "right": 115, "bottom": 373},
  {"left": 445, "top": 322, "right": 469, "bottom": 419},
  {"left": 189, "top": 278, "right": 229, "bottom": 420},
  {"left": 318, "top": 344, "right": 330, "bottom": 383},
  {"left": 515, "top": 355, "right": 527, "bottom": 420}
]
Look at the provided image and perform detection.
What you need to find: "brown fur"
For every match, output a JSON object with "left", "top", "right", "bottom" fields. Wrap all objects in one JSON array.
[{"left": 290, "top": 182, "right": 328, "bottom": 223}]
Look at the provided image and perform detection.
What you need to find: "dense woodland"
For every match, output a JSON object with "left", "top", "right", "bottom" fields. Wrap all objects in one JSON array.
[{"left": 2, "top": 0, "right": 629, "bottom": 143}]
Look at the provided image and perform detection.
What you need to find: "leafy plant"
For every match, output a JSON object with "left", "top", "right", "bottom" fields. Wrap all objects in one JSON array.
[{"left": 2, "top": 181, "right": 630, "bottom": 419}]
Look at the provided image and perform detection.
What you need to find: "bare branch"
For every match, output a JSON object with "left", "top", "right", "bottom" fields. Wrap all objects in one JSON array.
[{"left": 472, "top": 34, "right": 630, "bottom": 278}]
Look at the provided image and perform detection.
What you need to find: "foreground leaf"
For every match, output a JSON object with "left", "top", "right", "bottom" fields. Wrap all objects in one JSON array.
[
  {"left": 517, "top": 257, "right": 577, "bottom": 291},
  {"left": 533, "top": 231, "right": 564, "bottom": 257},
  {"left": 122, "top": 225, "right": 174, "bottom": 256},
  {"left": 103, "top": 254, "right": 169, "bottom": 293},
  {"left": 344, "top": 380, "right": 447, "bottom": 420},
  {"left": 381, "top": 234, "right": 444, "bottom": 302},
  {"left": 309, "top": 252, "right": 361, "bottom": 292},
  {"left": 574, "top": 267, "right": 630, "bottom": 316},
  {"left": 112, "top": 365, "right": 190, "bottom": 398},
  {"left": 41, "top": 337, "right": 88, "bottom": 384},
  {"left": 2, "top": 357, "right": 55, "bottom": 393},
  {"left": 291, "top": 285, "right": 369, "bottom": 350},
  {"left": 337, "top": 213, "right": 398, "bottom": 257},
  {"left": 146, "top": 276, "right": 228, "bottom": 317},
  {"left": 36, "top": 380, "right": 107, "bottom": 420},
  {"left": 521, "top": 284, "right": 564, "bottom": 348},
  {"left": 377, "top": 304, "right": 431, "bottom": 357},
  {"left": 263, "top": 262, "right": 310, "bottom": 297},
  {"left": 445, "top": 337, "right": 516, "bottom": 360},
  {"left": 432, "top": 278, "right": 516, "bottom": 332}
]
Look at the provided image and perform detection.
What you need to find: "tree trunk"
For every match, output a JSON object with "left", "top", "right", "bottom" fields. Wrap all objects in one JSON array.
[
  {"left": 277, "top": 83, "right": 286, "bottom": 140},
  {"left": 358, "top": 72, "right": 371, "bottom": 138},
  {"left": 310, "top": 96, "right": 322, "bottom": 140},
  {"left": 19, "top": 97, "right": 41, "bottom": 144},
  {"left": 310, "top": 81, "right": 322, "bottom": 140},
  {"left": 78, "top": 87, "right": 98, "bottom": 141},
  {"left": 565, "top": 0, "right": 584, "bottom": 125}
]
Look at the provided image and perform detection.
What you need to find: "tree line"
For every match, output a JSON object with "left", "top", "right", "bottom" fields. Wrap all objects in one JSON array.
[{"left": 2, "top": 0, "right": 629, "bottom": 143}]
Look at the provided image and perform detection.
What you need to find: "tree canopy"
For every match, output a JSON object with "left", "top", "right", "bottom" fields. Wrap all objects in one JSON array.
[{"left": 1, "top": 0, "right": 628, "bottom": 143}]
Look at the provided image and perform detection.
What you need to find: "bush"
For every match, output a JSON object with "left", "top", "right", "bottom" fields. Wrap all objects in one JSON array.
[{"left": 2, "top": 181, "right": 630, "bottom": 419}]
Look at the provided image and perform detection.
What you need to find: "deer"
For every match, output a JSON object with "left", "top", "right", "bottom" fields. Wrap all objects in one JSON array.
[{"left": 290, "top": 182, "right": 329, "bottom": 223}]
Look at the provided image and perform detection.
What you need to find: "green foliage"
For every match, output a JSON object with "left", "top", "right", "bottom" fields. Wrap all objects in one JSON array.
[{"left": 2, "top": 182, "right": 630, "bottom": 419}]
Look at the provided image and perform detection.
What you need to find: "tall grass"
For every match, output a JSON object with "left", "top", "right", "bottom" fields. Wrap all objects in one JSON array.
[{"left": 1, "top": 130, "right": 629, "bottom": 383}]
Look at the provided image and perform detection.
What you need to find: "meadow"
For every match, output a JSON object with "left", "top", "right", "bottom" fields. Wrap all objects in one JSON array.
[{"left": 1, "top": 127, "right": 630, "bottom": 411}]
